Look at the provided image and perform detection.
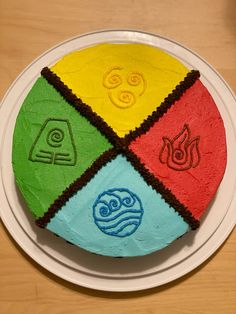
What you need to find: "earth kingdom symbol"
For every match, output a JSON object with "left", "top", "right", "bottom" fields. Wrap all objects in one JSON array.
[{"left": 29, "top": 118, "right": 77, "bottom": 166}]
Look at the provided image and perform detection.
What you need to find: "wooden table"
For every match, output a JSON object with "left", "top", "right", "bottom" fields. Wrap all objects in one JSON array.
[{"left": 1, "top": 1, "right": 236, "bottom": 313}]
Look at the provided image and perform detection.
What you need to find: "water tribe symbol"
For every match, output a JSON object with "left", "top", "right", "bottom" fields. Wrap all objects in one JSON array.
[
  {"left": 103, "top": 66, "right": 147, "bottom": 109},
  {"left": 159, "top": 124, "right": 200, "bottom": 171},
  {"left": 29, "top": 118, "right": 77, "bottom": 166},
  {"left": 93, "top": 188, "right": 144, "bottom": 238}
]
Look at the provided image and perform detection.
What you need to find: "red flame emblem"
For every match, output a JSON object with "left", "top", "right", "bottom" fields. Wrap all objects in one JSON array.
[{"left": 159, "top": 124, "right": 200, "bottom": 171}]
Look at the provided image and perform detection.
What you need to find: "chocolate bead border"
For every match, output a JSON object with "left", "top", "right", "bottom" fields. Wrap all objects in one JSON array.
[
  {"left": 39, "top": 67, "right": 200, "bottom": 229},
  {"left": 124, "top": 70, "right": 200, "bottom": 144},
  {"left": 36, "top": 148, "right": 118, "bottom": 228}
]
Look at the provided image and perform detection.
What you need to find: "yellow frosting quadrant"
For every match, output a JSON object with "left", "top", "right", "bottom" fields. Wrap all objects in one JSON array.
[{"left": 51, "top": 44, "right": 189, "bottom": 137}]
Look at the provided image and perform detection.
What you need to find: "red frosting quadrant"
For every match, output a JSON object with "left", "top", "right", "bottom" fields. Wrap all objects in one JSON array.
[{"left": 129, "top": 79, "right": 227, "bottom": 219}]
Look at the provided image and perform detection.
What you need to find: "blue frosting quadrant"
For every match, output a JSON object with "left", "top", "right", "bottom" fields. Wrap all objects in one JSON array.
[{"left": 47, "top": 155, "right": 189, "bottom": 257}]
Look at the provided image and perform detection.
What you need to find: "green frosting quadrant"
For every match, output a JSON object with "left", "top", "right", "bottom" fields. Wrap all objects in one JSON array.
[{"left": 12, "top": 77, "right": 112, "bottom": 218}]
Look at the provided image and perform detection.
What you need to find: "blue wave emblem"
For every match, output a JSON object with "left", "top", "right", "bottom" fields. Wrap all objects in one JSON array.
[{"left": 93, "top": 188, "right": 144, "bottom": 237}]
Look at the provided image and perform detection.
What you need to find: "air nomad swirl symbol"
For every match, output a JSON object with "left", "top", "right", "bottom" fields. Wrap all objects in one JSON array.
[
  {"left": 93, "top": 188, "right": 144, "bottom": 237},
  {"left": 102, "top": 66, "right": 147, "bottom": 109}
]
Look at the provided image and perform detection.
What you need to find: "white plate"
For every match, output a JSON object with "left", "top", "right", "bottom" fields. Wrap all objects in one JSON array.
[{"left": 0, "top": 30, "right": 236, "bottom": 292}]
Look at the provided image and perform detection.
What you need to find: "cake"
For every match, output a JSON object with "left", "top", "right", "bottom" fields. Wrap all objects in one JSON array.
[{"left": 12, "top": 43, "right": 227, "bottom": 257}]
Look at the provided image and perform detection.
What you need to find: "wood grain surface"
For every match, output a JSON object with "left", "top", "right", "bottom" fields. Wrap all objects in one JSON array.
[{"left": 0, "top": 0, "right": 236, "bottom": 313}]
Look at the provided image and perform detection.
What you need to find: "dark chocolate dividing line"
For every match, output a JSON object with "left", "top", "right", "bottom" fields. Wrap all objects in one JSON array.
[
  {"left": 36, "top": 148, "right": 118, "bottom": 228},
  {"left": 41, "top": 67, "right": 124, "bottom": 148},
  {"left": 124, "top": 70, "right": 200, "bottom": 144},
  {"left": 123, "top": 147, "right": 200, "bottom": 230},
  {"left": 39, "top": 67, "right": 200, "bottom": 230}
]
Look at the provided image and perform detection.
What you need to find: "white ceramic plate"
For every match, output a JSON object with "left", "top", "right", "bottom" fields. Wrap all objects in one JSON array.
[{"left": 0, "top": 30, "right": 236, "bottom": 292}]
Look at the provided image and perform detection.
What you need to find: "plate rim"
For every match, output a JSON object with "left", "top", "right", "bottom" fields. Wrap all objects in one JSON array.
[{"left": 1, "top": 29, "right": 236, "bottom": 292}]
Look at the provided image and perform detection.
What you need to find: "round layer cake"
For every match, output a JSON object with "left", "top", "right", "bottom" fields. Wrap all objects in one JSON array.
[{"left": 12, "top": 43, "right": 227, "bottom": 257}]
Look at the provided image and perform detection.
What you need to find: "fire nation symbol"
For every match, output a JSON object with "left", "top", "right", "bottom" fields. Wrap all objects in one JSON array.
[{"left": 159, "top": 124, "right": 200, "bottom": 171}]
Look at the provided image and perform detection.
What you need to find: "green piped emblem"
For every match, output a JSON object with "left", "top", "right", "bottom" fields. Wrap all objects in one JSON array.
[{"left": 29, "top": 118, "right": 76, "bottom": 166}]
